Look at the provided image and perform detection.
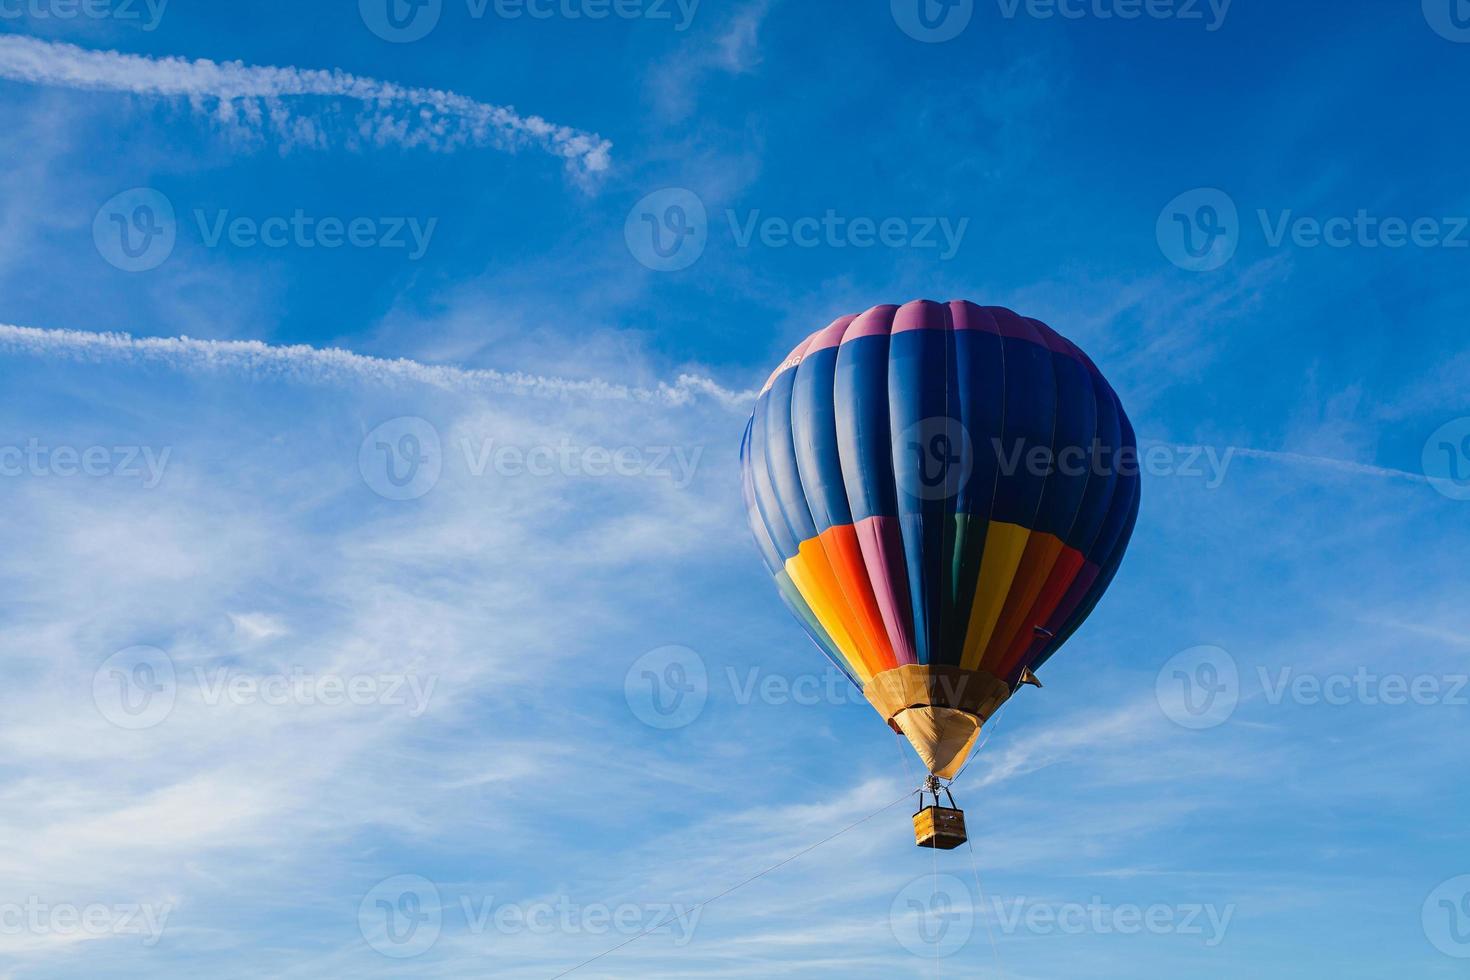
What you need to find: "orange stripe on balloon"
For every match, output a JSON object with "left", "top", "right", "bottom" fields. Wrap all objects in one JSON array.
[
  {"left": 991, "top": 544, "right": 1087, "bottom": 679},
  {"left": 998, "top": 556, "right": 1098, "bottom": 679},
  {"left": 814, "top": 524, "right": 900, "bottom": 674},
  {"left": 786, "top": 538, "right": 885, "bottom": 681}
]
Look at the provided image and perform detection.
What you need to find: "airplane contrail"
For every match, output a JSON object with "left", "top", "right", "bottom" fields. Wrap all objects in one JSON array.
[
  {"left": 0, "top": 323, "right": 752, "bottom": 409},
  {"left": 0, "top": 35, "right": 611, "bottom": 180}
]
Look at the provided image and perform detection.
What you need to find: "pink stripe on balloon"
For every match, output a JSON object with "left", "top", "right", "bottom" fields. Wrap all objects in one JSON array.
[
  {"left": 758, "top": 331, "right": 819, "bottom": 397},
  {"left": 820, "top": 300, "right": 1097, "bottom": 376},
  {"left": 838, "top": 304, "right": 900, "bottom": 343},
  {"left": 891, "top": 299, "right": 952, "bottom": 333},
  {"left": 854, "top": 514, "right": 917, "bottom": 667},
  {"left": 948, "top": 301, "right": 1003, "bottom": 335},
  {"left": 805, "top": 314, "right": 859, "bottom": 354}
]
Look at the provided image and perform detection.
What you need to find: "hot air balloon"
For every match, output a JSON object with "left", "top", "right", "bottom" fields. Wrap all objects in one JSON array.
[{"left": 739, "top": 301, "right": 1139, "bottom": 848}]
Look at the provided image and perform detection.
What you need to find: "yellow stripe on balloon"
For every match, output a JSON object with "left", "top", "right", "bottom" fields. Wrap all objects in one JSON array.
[
  {"left": 959, "top": 521, "right": 1032, "bottom": 671},
  {"left": 980, "top": 532, "right": 1065, "bottom": 671}
]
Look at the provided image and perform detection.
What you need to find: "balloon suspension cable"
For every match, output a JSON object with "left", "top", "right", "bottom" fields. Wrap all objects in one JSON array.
[
  {"left": 947, "top": 701, "right": 1011, "bottom": 788},
  {"left": 919, "top": 772, "right": 960, "bottom": 811}
]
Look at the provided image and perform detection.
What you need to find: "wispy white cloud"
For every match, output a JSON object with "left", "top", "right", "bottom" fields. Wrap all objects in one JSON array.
[
  {"left": 0, "top": 323, "right": 754, "bottom": 409},
  {"left": 0, "top": 35, "right": 612, "bottom": 180},
  {"left": 650, "top": 0, "right": 771, "bottom": 122},
  {"left": 1226, "top": 446, "right": 1431, "bottom": 485},
  {"left": 709, "top": 0, "right": 769, "bottom": 74},
  {"left": 1146, "top": 439, "right": 1431, "bottom": 486},
  {"left": 0, "top": 340, "right": 743, "bottom": 971}
]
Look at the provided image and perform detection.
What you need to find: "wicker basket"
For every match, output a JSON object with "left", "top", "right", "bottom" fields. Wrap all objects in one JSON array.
[{"left": 913, "top": 805, "right": 967, "bottom": 850}]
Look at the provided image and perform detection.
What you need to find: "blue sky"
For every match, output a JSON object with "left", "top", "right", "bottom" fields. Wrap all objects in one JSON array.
[{"left": 1, "top": 1, "right": 1469, "bottom": 976}]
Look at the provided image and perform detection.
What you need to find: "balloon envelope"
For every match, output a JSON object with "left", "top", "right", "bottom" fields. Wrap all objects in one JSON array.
[{"left": 740, "top": 301, "right": 1139, "bottom": 776}]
